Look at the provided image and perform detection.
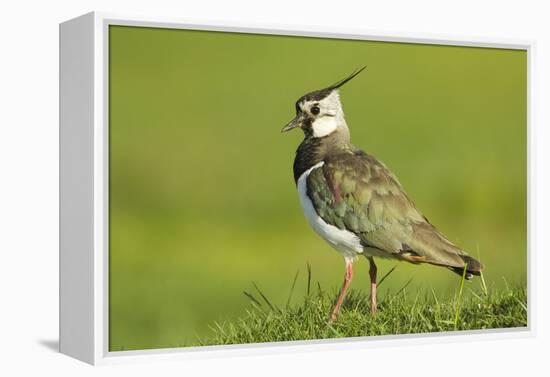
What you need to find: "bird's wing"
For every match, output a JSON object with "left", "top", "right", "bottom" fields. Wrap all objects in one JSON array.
[{"left": 306, "top": 150, "right": 481, "bottom": 273}]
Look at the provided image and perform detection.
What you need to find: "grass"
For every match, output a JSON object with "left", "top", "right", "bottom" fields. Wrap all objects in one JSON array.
[{"left": 200, "top": 268, "right": 527, "bottom": 346}]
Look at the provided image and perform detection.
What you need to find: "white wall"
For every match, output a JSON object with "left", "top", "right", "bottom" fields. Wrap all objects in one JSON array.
[{"left": 0, "top": 0, "right": 548, "bottom": 375}]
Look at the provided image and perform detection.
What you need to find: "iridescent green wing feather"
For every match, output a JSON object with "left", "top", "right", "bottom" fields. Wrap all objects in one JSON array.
[{"left": 306, "top": 149, "right": 482, "bottom": 274}]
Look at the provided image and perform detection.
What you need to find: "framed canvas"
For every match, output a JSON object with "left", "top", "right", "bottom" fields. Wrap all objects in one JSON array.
[{"left": 59, "top": 11, "right": 533, "bottom": 365}]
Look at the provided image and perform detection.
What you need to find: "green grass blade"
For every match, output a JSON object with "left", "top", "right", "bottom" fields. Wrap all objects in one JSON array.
[
  {"left": 286, "top": 270, "right": 300, "bottom": 308},
  {"left": 307, "top": 263, "right": 312, "bottom": 296},
  {"left": 252, "top": 282, "right": 279, "bottom": 313},
  {"left": 453, "top": 263, "right": 468, "bottom": 330},
  {"left": 377, "top": 265, "right": 397, "bottom": 288},
  {"left": 476, "top": 244, "right": 488, "bottom": 296},
  {"left": 396, "top": 278, "right": 413, "bottom": 296},
  {"left": 243, "top": 291, "right": 262, "bottom": 307}
]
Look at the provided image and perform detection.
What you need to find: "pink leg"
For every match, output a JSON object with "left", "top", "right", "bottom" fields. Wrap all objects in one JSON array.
[
  {"left": 368, "top": 257, "right": 377, "bottom": 314},
  {"left": 330, "top": 258, "right": 353, "bottom": 322}
]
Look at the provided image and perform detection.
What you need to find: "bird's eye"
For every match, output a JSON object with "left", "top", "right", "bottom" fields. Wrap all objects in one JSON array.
[{"left": 311, "top": 105, "right": 320, "bottom": 115}]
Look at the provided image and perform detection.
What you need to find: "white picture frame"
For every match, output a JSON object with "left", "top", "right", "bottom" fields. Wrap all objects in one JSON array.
[{"left": 59, "top": 11, "right": 534, "bottom": 365}]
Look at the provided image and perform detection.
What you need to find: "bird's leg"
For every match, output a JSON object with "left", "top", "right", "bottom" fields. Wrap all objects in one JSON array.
[
  {"left": 368, "top": 257, "right": 377, "bottom": 314},
  {"left": 329, "top": 258, "right": 353, "bottom": 322}
]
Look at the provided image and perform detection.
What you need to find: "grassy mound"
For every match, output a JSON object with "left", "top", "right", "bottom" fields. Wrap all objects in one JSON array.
[{"left": 200, "top": 270, "right": 527, "bottom": 345}]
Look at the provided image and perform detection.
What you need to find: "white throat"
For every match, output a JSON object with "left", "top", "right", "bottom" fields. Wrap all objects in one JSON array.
[{"left": 311, "top": 116, "right": 342, "bottom": 137}]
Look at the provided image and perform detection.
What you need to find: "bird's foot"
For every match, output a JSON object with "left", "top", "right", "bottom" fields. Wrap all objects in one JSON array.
[
  {"left": 370, "top": 295, "right": 377, "bottom": 315},
  {"left": 328, "top": 310, "right": 339, "bottom": 323}
]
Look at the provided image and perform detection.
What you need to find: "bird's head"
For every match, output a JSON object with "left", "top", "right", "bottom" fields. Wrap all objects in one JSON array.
[{"left": 281, "top": 66, "right": 366, "bottom": 138}]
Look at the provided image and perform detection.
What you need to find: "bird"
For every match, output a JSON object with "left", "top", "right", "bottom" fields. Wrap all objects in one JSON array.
[{"left": 281, "top": 67, "right": 483, "bottom": 322}]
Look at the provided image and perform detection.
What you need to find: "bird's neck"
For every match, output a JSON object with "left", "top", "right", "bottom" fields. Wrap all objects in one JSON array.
[{"left": 293, "top": 127, "right": 352, "bottom": 183}]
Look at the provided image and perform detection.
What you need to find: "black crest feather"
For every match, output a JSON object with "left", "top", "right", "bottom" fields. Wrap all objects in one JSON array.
[
  {"left": 328, "top": 66, "right": 367, "bottom": 90},
  {"left": 296, "top": 66, "right": 367, "bottom": 105}
]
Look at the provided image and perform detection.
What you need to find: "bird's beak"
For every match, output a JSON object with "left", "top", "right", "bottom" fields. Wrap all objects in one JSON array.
[{"left": 281, "top": 115, "right": 303, "bottom": 133}]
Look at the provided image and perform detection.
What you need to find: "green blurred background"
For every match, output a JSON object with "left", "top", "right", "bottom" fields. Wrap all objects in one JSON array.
[{"left": 108, "top": 25, "right": 527, "bottom": 351}]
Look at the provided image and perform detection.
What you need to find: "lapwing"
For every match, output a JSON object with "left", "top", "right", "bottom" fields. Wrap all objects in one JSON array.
[{"left": 282, "top": 67, "right": 483, "bottom": 322}]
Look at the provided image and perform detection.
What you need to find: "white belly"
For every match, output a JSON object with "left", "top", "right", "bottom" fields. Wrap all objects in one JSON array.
[{"left": 297, "top": 161, "right": 364, "bottom": 259}]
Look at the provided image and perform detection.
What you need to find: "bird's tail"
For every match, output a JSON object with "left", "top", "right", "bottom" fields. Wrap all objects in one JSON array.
[
  {"left": 408, "top": 222, "right": 484, "bottom": 280},
  {"left": 448, "top": 255, "right": 483, "bottom": 280}
]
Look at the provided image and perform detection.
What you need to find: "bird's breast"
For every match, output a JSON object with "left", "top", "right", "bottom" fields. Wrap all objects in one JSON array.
[{"left": 296, "top": 161, "right": 364, "bottom": 259}]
